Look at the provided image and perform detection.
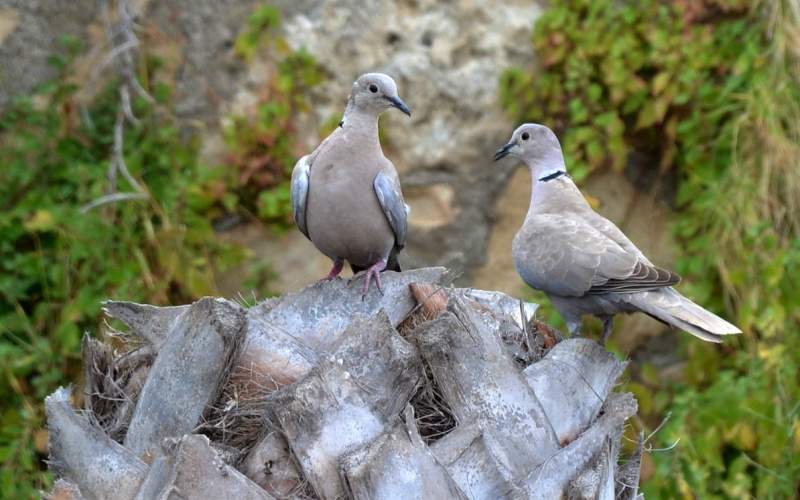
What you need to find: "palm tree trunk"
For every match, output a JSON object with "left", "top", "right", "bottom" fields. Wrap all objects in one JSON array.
[{"left": 44, "top": 268, "right": 642, "bottom": 500}]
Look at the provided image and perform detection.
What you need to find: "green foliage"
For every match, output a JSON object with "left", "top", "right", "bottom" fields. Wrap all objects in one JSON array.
[
  {"left": 0, "top": 8, "right": 321, "bottom": 493},
  {"left": 0, "top": 40, "right": 249, "bottom": 497},
  {"left": 214, "top": 5, "right": 323, "bottom": 228},
  {"left": 654, "top": 348, "right": 800, "bottom": 498},
  {"left": 234, "top": 4, "right": 284, "bottom": 61},
  {"left": 501, "top": 0, "right": 800, "bottom": 497},
  {"left": 500, "top": 0, "right": 757, "bottom": 182}
]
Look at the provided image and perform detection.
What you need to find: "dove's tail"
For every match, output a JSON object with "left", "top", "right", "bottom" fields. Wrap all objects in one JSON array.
[
  {"left": 627, "top": 288, "right": 741, "bottom": 342},
  {"left": 386, "top": 249, "right": 402, "bottom": 273}
]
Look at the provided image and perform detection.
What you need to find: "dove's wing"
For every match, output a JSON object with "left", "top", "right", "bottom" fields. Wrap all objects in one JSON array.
[
  {"left": 373, "top": 169, "right": 408, "bottom": 249},
  {"left": 290, "top": 155, "right": 311, "bottom": 239},
  {"left": 515, "top": 215, "right": 678, "bottom": 297}
]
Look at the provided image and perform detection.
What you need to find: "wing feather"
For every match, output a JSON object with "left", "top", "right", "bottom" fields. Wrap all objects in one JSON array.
[
  {"left": 373, "top": 170, "right": 407, "bottom": 249},
  {"left": 290, "top": 155, "right": 311, "bottom": 239},
  {"left": 515, "top": 215, "right": 678, "bottom": 297},
  {"left": 587, "top": 261, "right": 679, "bottom": 294}
]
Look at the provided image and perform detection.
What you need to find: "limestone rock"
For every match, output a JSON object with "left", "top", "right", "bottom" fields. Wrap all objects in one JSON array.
[{"left": 280, "top": 0, "right": 543, "bottom": 277}]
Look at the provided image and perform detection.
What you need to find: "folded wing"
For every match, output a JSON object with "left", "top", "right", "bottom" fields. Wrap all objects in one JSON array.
[
  {"left": 521, "top": 216, "right": 677, "bottom": 297},
  {"left": 373, "top": 170, "right": 408, "bottom": 250},
  {"left": 290, "top": 155, "right": 311, "bottom": 239}
]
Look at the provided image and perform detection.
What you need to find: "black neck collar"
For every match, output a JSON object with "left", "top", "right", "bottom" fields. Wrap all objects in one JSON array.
[{"left": 538, "top": 170, "right": 568, "bottom": 182}]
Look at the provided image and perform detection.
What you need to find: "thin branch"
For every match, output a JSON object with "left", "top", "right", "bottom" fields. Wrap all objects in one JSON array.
[
  {"left": 120, "top": 86, "right": 140, "bottom": 127},
  {"left": 644, "top": 411, "right": 671, "bottom": 444},
  {"left": 84, "top": 107, "right": 148, "bottom": 211},
  {"left": 115, "top": 0, "right": 154, "bottom": 106},
  {"left": 129, "top": 75, "right": 155, "bottom": 105},
  {"left": 92, "top": 38, "right": 140, "bottom": 79},
  {"left": 111, "top": 109, "right": 144, "bottom": 193},
  {"left": 646, "top": 438, "right": 681, "bottom": 453},
  {"left": 80, "top": 192, "right": 149, "bottom": 213},
  {"left": 83, "top": 0, "right": 154, "bottom": 214}
]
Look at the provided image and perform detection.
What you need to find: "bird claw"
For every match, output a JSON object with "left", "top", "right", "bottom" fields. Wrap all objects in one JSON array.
[
  {"left": 361, "top": 273, "right": 369, "bottom": 301},
  {"left": 319, "top": 260, "right": 344, "bottom": 283},
  {"left": 360, "top": 269, "right": 385, "bottom": 300},
  {"left": 373, "top": 272, "right": 385, "bottom": 296},
  {"left": 358, "top": 259, "right": 387, "bottom": 300}
]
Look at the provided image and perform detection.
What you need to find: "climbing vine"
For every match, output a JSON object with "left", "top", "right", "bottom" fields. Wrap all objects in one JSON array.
[
  {"left": 0, "top": 5, "right": 324, "bottom": 496},
  {"left": 500, "top": 0, "right": 800, "bottom": 496}
]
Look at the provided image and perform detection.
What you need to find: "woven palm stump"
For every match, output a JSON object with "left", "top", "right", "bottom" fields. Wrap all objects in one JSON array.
[{"left": 44, "top": 268, "right": 642, "bottom": 500}]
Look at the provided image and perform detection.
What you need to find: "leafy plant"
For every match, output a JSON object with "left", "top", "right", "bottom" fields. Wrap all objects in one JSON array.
[
  {"left": 500, "top": 0, "right": 800, "bottom": 497},
  {"left": 218, "top": 5, "right": 324, "bottom": 228},
  {"left": 0, "top": 7, "right": 322, "bottom": 493},
  {"left": 0, "top": 40, "right": 247, "bottom": 497}
]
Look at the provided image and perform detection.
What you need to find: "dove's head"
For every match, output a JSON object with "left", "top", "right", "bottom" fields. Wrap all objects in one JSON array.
[
  {"left": 493, "top": 123, "right": 566, "bottom": 176},
  {"left": 348, "top": 73, "right": 411, "bottom": 117}
]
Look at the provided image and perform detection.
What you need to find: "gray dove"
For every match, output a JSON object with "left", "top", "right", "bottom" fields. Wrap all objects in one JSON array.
[
  {"left": 291, "top": 73, "right": 411, "bottom": 297},
  {"left": 494, "top": 123, "right": 741, "bottom": 343}
]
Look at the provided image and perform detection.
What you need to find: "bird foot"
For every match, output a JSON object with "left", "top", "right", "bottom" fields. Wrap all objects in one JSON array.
[
  {"left": 358, "top": 258, "right": 387, "bottom": 301},
  {"left": 318, "top": 260, "right": 344, "bottom": 283}
]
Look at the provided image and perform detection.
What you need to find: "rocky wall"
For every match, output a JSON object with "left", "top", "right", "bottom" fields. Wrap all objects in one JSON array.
[{"left": 0, "top": 0, "right": 677, "bottom": 343}]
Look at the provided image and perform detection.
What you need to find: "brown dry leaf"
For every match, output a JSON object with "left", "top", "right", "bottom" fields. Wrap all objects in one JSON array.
[{"left": 410, "top": 283, "right": 448, "bottom": 317}]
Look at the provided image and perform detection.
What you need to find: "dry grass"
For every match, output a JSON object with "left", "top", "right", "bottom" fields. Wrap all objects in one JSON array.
[
  {"left": 408, "top": 359, "right": 459, "bottom": 445},
  {"left": 197, "top": 361, "right": 283, "bottom": 459},
  {"left": 708, "top": 0, "right": 800, "bottom": 325},
  {"left": 398, "top": 284, "right": 459, "bottom": 444},
  {"left": 82, "top": 335, "right": 154, "bottom": 442}
]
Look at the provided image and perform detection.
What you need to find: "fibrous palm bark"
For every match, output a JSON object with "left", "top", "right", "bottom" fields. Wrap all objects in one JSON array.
[{"left": 44, "top": 268, "right": 642, "bottom": 500}]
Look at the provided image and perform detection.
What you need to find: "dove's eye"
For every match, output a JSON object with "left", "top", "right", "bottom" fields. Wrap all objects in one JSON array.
[
  {"left": 521, "top": 132, "right": 530, "bottom": 141},
  {"left": 369, "top": 84, "right": 378, "bottom": 93}
]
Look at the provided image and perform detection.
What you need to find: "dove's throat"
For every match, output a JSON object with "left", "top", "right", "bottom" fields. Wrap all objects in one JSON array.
[
  {"left": 525, "top": 147, "right": 567, "bottom": 182},
  {"left": 526, "top": 156, "right": 582, "bottom": 220},
  {"left": 340, "top": 107, "right": 381, "bottom": 151}
]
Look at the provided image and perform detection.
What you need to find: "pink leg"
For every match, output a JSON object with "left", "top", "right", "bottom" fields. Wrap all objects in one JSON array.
[
  {"left": 361, "top": 258, "right": 388, "bottom": 300},
  {"left": 320, "top": 259, "right": 344, "bottom": 282}
]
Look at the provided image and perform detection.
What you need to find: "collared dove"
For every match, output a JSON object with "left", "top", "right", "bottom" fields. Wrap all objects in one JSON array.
[
  {"left": 291, "top": 73, "right": 411, "bottom": 297},
  {"left": 494, "top": 123, "right": 741, "bottom": 343}
]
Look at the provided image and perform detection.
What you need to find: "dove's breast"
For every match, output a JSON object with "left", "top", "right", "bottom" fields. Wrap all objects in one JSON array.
[
  {"left": 306, "top": 152, "right": 394, "bottom": 268},
  {"left": 512, "top": 227, "right": 549, "bottom": 292}
]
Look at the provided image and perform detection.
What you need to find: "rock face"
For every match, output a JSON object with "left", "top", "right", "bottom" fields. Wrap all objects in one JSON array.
[
  {"left": 142, "top": 0, "right": 263, "bottom": 121},
  {"left": 0, "top": 0, "right": 264, "bottom": 114},
  {"left": 280, "top": 0, "right": 542, "bottom": 275},
  {"left": 0, "top": 0, "right": 678, "bottom": 345},
  {"left": 0, "top": 0, "right": 541, "bottom": 283},
  {"left": 0, "top": 1, "right": 96, "bottom": 108}
]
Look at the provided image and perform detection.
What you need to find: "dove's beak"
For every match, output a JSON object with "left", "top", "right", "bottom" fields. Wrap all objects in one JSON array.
[
  {"left": 493, "top": 142, "right": 515, "bottom": 161},
  {"left": 386, "top": 96, "right": 411, "bottom": 117}
]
